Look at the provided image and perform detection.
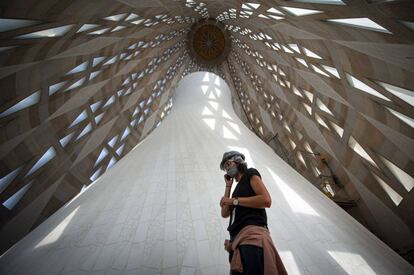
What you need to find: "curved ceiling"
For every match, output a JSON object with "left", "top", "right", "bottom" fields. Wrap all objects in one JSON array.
[
  {"left": 0, "top": 0, "right": 413, "bottom": 261},
  {"left": 188, "top": 19, "right": 230, "bottom": 65}
]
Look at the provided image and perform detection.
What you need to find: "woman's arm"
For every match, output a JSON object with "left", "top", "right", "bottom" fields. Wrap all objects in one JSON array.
[
  {"left": 220, "top": 175, "right": 233, "bottom": 218},
  {"left": 220, "top": 186, "right": 232, "bottom": 218},
  {"left": 221, "top": 175, "right": 271, "bottom": 209}
]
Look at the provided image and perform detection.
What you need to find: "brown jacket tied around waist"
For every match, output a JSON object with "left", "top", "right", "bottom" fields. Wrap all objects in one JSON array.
[{"left": 230, "top": 225, "right": 288, "bottom": 275}]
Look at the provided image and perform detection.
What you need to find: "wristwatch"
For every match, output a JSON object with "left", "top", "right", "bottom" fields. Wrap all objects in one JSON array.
[{"left": 232, "top": 197, "right": 239, "bottom": 206}]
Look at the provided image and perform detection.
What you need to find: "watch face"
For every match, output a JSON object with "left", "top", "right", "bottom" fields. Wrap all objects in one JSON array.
[{"left": 233, "top": 199, "right": 238, "bottom": 206}]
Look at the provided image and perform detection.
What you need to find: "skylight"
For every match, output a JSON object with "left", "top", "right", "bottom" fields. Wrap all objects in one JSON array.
[
  {"left": 348, "top": 136, "right": 378, "bottom": 168},
  {"left": 116, "top": 144, "right": 125, "bottom": 156},
  {"left": 267, "top": 8, "right": 284, "bottom": 15},
  {"left": 49, "top": 82, "right": 66, "bottom": 96},
  {"left": 0, "top": 167, "right": 22, "bottom": 194},
  {"left": 296, "top": 58, "right": 308, "bottom": 67},
  {"left": 293, "top": 87, "right": 304, "bottom": 97},
  {"left": 400, "top": 21, "right": 414, "bottom": 32},
  {"left": 315, "top": 113, "right": 329, "bottom": 129},
  {"left": 16, "top": 25, "right": 74, "bottom": 38},
  {"left": 327, "top": 18, "right": 391, "bottom": 33},
  {"left": 386, "top": 108, "right": 414, "bottom": 128},
  {"left": 346, "top": 74, "right": 390, "bottom": 101},
  {"left": 95, "top": 148, "right": 108, "bottom": 166},
  {"left": 372, "top": 174, "right": 403, "bottom": 206},
  {"left": 107, "top": 157, "right": 117, "bottom": 169},
  {"left": 65, "top": 78, "right": 85, "bottom": 91},
  {"left": 289, "top": 44, "right": 301, "bottom": 53},
  {"left": 312, "top": 65, "right": 330, "bottom": 77},
  {"left": 0, "top": 18, "right": 39, "bottom": 32},
  {"left": 380, "top": 156, "right": 414, "bottom": 192},
  {"left": 289, "top": 139, "right": 297, "bottom": 149},
  {"left": 121, "top": 127, "right": 130, "bottom": 141},
  {"left": 95, "top": 112, "right": 105, "bottom": 124},
  {"left": 108, "top": 135, "right": 118, "bottom": 147},
  {"left": 111, "top": 26, "right": 126, "bottom": 32},
  {"left": 292, "top": 0, "right": 345, "bottom": 4},
  {"left": 0, "top": 91, "right": 40, "bottom": 118},
  {"left": 303, "top": 90, "right": 314, "bottom": 102},
  {"left": 76, "top": 24, "right": 99, "bottom": 33},
  {"left": 88, "top": 28, "right": 110, "bottom": 35},
  {"left": 378, "top": 82, "right": 414, "bottom": 107},
  {"left": 304, "top": 48, "right": 322, "bottom": 59},
  {"left": 90, "top": 167, "right": 102, "bottom": 182},
  {"left": 76, "top": 123, "right": 92, "bottom": 140},
  {"left": 92, "top": 57, "right": 105, "bottom": 67},
  {"left": 125, "top": 13, "right": 140, "bottom": 21},
  {"left": 66, "top": 62, "right": 88, "bottom": 75},
  {"left": 104, "top": 13, "right": 127, "bottom": 21},
  {"left": 297, "top": 152, "right": 307, "bottom": 167},
  {"left": 59, "top": 132, "right": 74, "bottom": 147},
  {"left": 70, "top": 110, "right": 88, "bottom": 127},
  {"left": 3, "top": 181, "right": 32, "bottom": 210},
  {"left": 322, "top": 65, "right": 340, "bottom": 78},
  {"left": 242, "top": 3, "right": 260, "bottom": 10},
  {"left": 25, "top": 147, "right": 56, "bottom": 177},
  {"left": 330, "top": 122, "right": 344, "bottom": 138},
  {"left": 103, "top": 95, "right": 115, "bottom": 107},
  {"left": 281, "top": 6, "right": 323, "bottom": 16},
  {"left": 0, "top": 46, "right": 16, "bottom": 53},
  {"left": 303, "top": 103, "right": 312, "bottom": 115},
  {"left": 316, "top": 99, "right": 333, "bottom": 115}
]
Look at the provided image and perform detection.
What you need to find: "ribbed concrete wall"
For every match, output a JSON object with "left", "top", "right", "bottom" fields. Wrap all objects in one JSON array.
[{"left": 0, "top": 72, "right": 412, "bottom": 274}]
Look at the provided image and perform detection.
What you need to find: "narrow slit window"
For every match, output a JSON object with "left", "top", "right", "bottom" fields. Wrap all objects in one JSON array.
[
  {"left": 90, "top": 167, "right": 103, "bottom": 182},
  {"left": 3, "top": 181, "right": 33, "bottom": 210},
  {"left": 304, "top": 48, "right": 322, "bottom": 59},
  {"left": 347, "top": 74, "right": 390, "bottom": 101},
  {"left": 49, "top": 82, "right": 66, "bottom": 96},
  {"left": 77, "top": 24, "right": 99, "bottom": 33},
  {"left": 16, "top": 25, "right": 73, "bottom": 38},
  {"left": 330, "top": 122, "right": 344, "bottom": 138},
  {"left": 76, "top": 123, "right": 92, "bottom": 140},
  {"left": 386, "top": 108, "right": 414, "bottom": 128},
  {"left": 70, "top": 110, "right": 88, "bottom": 127},
  {"left": 95, "top": 112, "right": 105, "bottom": 124},
  {"left": 373, "top": 174, "right": 403, "bottom": 206},
  {"left": 59, "top": 132, "right": 74, "bottom": 147},
  {"left": 348, "top": 136, "right": 378, "bottom": 168},
  {"left": 378, "top": 82, "right": 414, "bottom": 107},
  {"left": 95, "top": 148, "right": 108, "bottom": 166},
  {"left": 66, "top": 62, "right": 88, "bottom": 75},
  {"left": 0, "top": 91, "right": 40, "bottom": 118},
  {"left": 25, "top": 147, "right": 56, "bottom": 177},
  {"left": 0, "top": 167, "right": 22, "bottom": 194},
  {"left": 327, "top": 18, "right": 391, "bottom": 33},
  {"left": 316, "top": 99, "right": 333, "bottom": 116},
  {"left": 104, "top": 14, "right": 127, "bottom": 21},
  {"left": 322, "top": 65, "right": 340, "bottom": 78},
  {"left": 281, "top": 6, "right": 322, "bottom": 16},
  {"left": 380, "top": 156, "right": 414, "bottom": 192},
  {"left": 0, "top": 18, "right": 39, "bottom": 32}
]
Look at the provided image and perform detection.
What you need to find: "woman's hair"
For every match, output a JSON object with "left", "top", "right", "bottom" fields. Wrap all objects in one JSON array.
[{"left": 236, "top": 161, "right": 248, "bottom": 173}]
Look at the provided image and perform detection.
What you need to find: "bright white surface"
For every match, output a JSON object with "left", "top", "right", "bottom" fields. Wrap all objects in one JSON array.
[{"left": 0, "top": 72, "right": 412, "bottom": 274}]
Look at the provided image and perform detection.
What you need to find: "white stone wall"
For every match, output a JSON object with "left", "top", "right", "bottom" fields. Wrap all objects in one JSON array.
[{"left": 0, "top": 72, "right": 412, "bottom": 274}]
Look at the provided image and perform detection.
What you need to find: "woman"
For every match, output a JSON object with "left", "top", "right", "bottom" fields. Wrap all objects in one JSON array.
[{"left": 219, "top": 151, "right": 287, "bottom": 275}]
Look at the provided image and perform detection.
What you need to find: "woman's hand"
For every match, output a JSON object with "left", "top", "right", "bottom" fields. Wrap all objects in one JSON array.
[
  {"left": 224, "top": 174, "right": 233, "bottom": 187},
  {"left": 220, "top": 197, "right": 234, "bottom": 207},
  {"left": 224, "top": 239, "right": 232, "bottom": 252}
]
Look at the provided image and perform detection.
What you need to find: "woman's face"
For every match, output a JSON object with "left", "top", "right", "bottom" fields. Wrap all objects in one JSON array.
[{"left": 223, "top": 160, "right": 236, "bottom": 172}]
